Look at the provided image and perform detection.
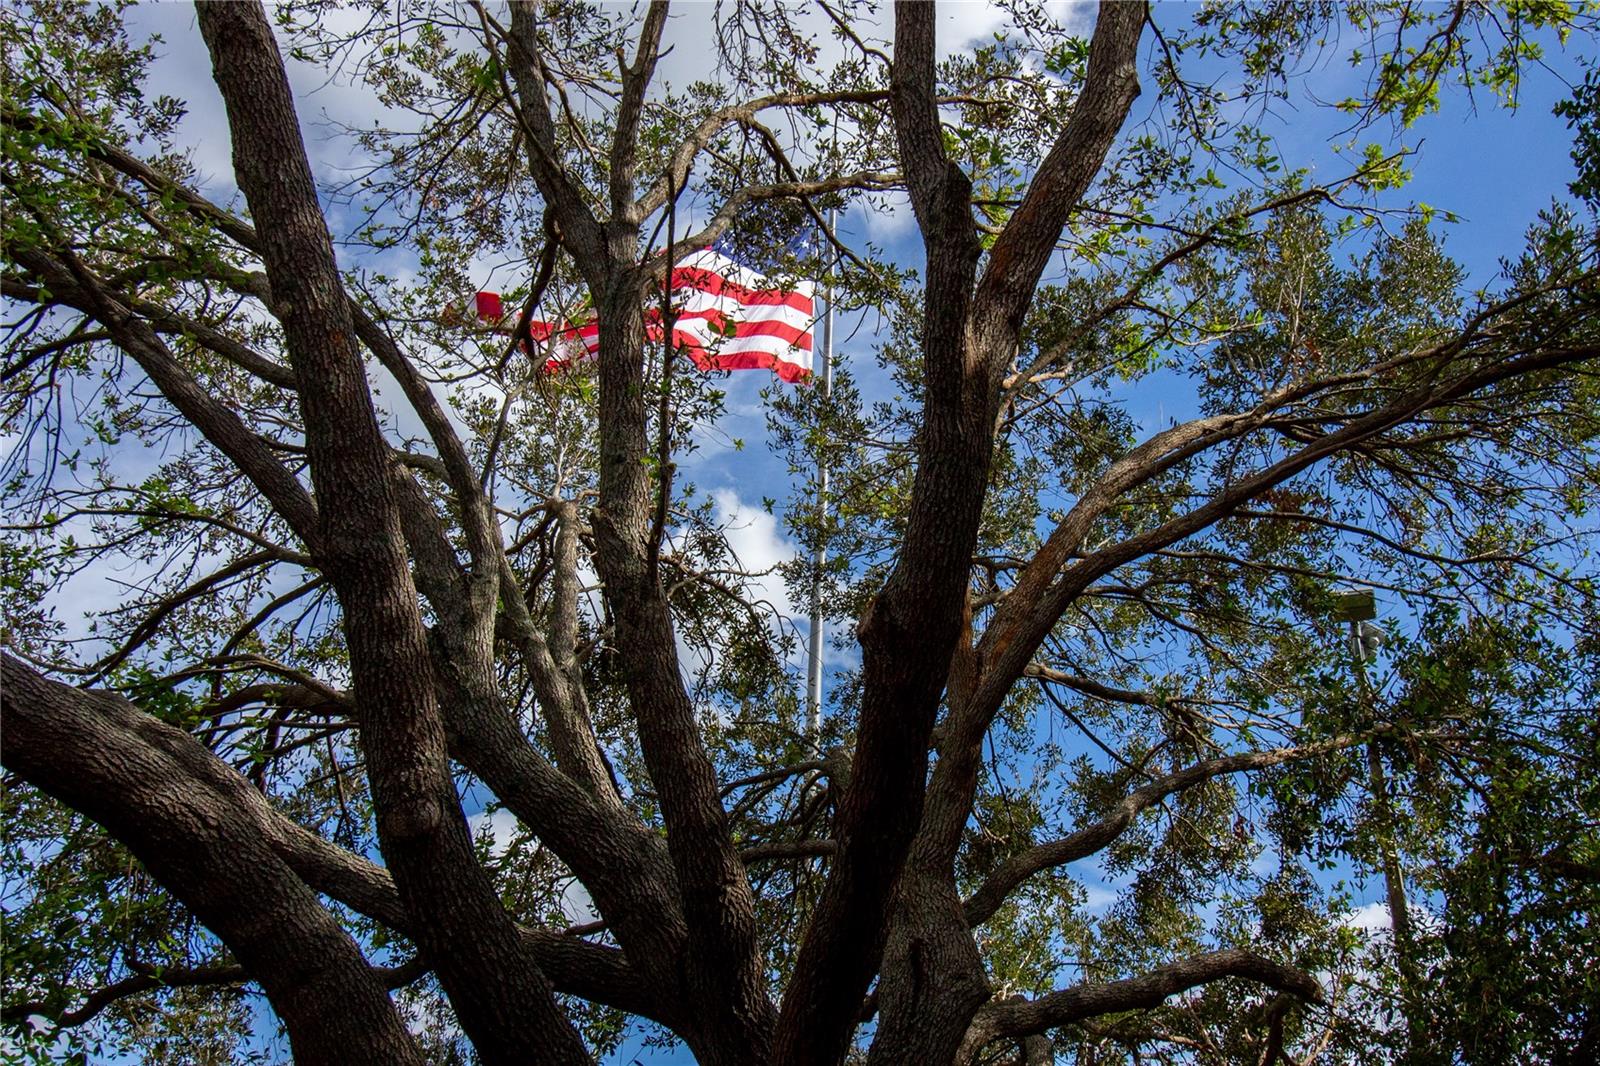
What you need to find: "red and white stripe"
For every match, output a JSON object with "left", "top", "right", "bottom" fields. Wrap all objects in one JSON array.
[{"left": 473, "top": 247, "right": 814, "bottom": 382}]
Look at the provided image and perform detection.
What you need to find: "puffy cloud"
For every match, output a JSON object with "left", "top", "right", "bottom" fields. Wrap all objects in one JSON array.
[
  {"left": 711, "top": 488, "right": 799, "bottom": 621},
  {"left": 467, "top": 806, "right": 522, "bottom": 860},
  {"left": 1343, "top": 901, "right": 1393, "bottom": 931},
  {"left": 560, "top": 878, "right": 600, "bottom": 926}
]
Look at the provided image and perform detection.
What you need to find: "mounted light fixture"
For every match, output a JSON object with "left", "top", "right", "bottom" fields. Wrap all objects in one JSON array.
[
  {"left": 1329, "top": 588, "right": 1383, "bottom": 662},
  {"left": 1331, "top": 589, "right": 1377, "bottom": 622}
]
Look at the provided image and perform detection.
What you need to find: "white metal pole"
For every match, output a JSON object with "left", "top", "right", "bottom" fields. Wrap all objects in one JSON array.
[{"left": 805, "top": 210, "right": 836, "bottom": 741}]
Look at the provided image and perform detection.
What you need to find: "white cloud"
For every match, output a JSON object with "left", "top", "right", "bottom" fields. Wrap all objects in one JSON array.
[
  {"left": 860, "top": 190, "right": 918, "bottom": 247},
  {"left": 935, "top": 0, "right": 1096, "bottom": 58},
  {"left": 711, "top": 488, "right": 798, "bottom": 620},
  {"left": 1046, "top": 1, "right": 1097, "bottom": 37},
  {"left": 935, "top": 0, "right": 1013, "bottom": 57},
  {"left": 560, "top": 878, "right": 600, "bottom": 926},
  {"left": 125, "top": 5, "right": 238, "bottom": 192},
  {"left": 466, "top": 811, "right": 598, "bottom": 926},
  {"left": 468, "top": 806, "right": 522, "bottom": 860},
  {"left": 668, "top": 490, "right": 807, "bottom": 689},
  {"left": 1343, "top": 901, "right": 1392, "bottom": 931},
  {"left": 1070, "top": 859, "right": 1132, "bottom": 915},
  {"left": 1080, "top": 882, "right": 1119, "bottom": 913},
  {"left": 127, "top": 2, "right": 414, "bottom": 228}
]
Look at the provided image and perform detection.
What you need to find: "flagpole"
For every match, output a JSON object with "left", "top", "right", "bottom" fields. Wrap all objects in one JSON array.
[{"left": 805, "top": 209, "right": 835, "bottom": 742}]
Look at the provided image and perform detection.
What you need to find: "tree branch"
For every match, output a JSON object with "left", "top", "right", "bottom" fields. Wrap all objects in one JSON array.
[
  {"left": 637, "top": 88, "right": 891, "bottom": 220},
  {"left": 3, "top": 962, "right": 248, "bottom": 1032},
  {"left": 610, "top": 0, "right": 670, "bottom": 222},
  {"left": 963, "top": 731, "right": 1385, "bottom": 927},
  {"left": 772, "top": 7, "right": 993, "bottom": 1061},
  {"left": 0, "top": 653, "right": 425, "bottom": 1064},
  {"left": 87, "top": 549, "right": 298, "bottom": 683},
  {"left": 6, "top": 247, "right": 323, "bottom": 549},
  {"left": 496, "top": 1, "right": 606, "bottom": 269},
  {"left": 740, "top": 839, "right": 837, "bottom": 863},
  {"left": 959, "top": 949, "right": 1323, "bottom": 1057},
  {"left": 195, "top": 5, "right": 591, "bottom": 1061},
  {"left": 975, "top": 0, "right": 1145, "bottom": 339}
]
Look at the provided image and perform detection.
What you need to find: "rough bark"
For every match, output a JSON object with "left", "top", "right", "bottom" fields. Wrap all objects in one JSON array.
[
  {"left": 500, "top": 4, "right": 776, "bottom": 1058},
  {"left": 857, "top": 6, "right": 1146, "bottom": 1064},
  {"left": 0, "top": 655, "right": 425, "bottom": 1066},
  {"left": 193, "top": 4, "right": 591, "bottom": 1062},
  {"left": 6, "top": 4, "right": 1588, "bottom": 1064},
  {"left": 866, "top": 882, "right": 993, "bottom": 1066},
  {"left": 771, "top": 5, "right": 991, "bottom": 1060},
  {"left": 955, "top": 949, "right": 1324, "bottom": 1064},
  {"left": 588, "top": 282, "right": 776, "bottom": 1064}
]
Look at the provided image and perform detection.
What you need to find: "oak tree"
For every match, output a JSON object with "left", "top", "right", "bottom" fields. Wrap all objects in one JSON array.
[{"left": 4, "top": 2, "right": 1598, "bottom": 1063}]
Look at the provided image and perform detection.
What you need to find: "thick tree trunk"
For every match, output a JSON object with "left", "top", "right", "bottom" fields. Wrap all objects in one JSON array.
[
  {"left": 868, "top": 878, "right": 992, "bottom": 1066},
  {"left": 6, "top": 3, "right": 1594, "bottom": 1064},
  {"left": 859, "top": 6, "right": 1147, "bottom": 1058},
  {"left": 0, "top": 656, "right": 425, "bottom": 1066},
  {"left": 505, "top": 7, "right": 777, "bottom": 1057},
  {"left": 778, "top": 3, "right": 1144, "bottom": 1057},
  {"left": 389, "top": 453, "right": 695, "bottom": 1023},
  {"left": 193, "top": 4, "right": 592, "bottom": 1061},
  {"left": 769, "top": 4, "right": 997, "bottom": 1058}
]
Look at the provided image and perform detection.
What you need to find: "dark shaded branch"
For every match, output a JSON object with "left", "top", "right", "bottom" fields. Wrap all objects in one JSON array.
[
  {"left": 87, "top": 549, "right": 294, "bottom": 682},
  {"left": 740, "top": 839, "right": 837, "bottom": 863},
  {"left": 497, "top": 1, "right": 606, "bottom": 268},
  {"left": 388, "top": 468, "right": 680, "bottom": 1001},
  {"left": 0, "top": 653, "right": 425, "bottom": 1065},
  {"left": 609, "top": 0, "right": 670, "bottom": 221},
  {"left": 639, "top": 88, "right": 891, "bottom": 219},
  {"left": 194, "top": 5, "right": 591, "bottom": 1061},
  {"left": 1537, "top": 850, "right": 1600, "bottom": 883},
  {"left": 960, "top": 949, "right": 1323, "bottom": 1055},
  {"left": 346, "top": 300, "right": 501, "bottom": 604},
  {"left": 7, "top": 249, "right": 322, "bottom": 550},
  {"left": 975, "top": 0, "right": 1145, "bottom": 338},
  {"left": 719, "top": 760, "right": 828, "bottom": 798},
  {"left": 3, "top": 962, "right": 248, "bottom": 1031},
  {"left": 887, "top": 0, "right": 956, "bottom": 227},
  {"left": 771, "top": 7, "right": 994, "bottom": 1062},
  {"left": 1024, "top": 662, "right": 1164, "bottom": 707}
]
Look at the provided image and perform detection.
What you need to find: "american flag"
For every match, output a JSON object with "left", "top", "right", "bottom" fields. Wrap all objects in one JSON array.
[{"left": 475, "top": 231, "right": 818, "bottom": 382}]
